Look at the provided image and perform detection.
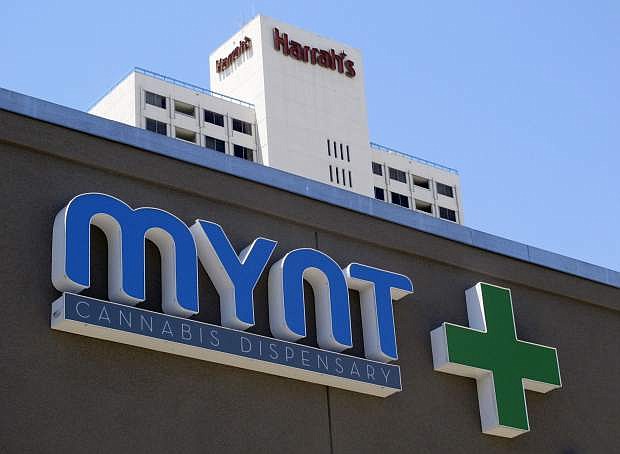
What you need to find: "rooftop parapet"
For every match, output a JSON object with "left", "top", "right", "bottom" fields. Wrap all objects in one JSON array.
[
  {"left": 89, "top": 67, "right": 255, "bottom": 111},
  {"left": 370, "top": 141, "right": 459, "bottom": 175}
]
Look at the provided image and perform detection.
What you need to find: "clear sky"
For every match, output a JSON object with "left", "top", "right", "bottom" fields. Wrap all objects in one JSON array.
[{"left": 2, "top": 1, "right": 618, "bottom": 270}]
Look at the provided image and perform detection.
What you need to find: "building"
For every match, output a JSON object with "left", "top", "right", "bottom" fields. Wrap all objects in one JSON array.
[
  {"left": 2, "top": 87, "right": 619, "bottom": 453},
  {"left": 89, "top": 68, "right": 258, "bottom": 163},
  {"left": 89, "top": 15, "right": 463, "bottom": 224}
]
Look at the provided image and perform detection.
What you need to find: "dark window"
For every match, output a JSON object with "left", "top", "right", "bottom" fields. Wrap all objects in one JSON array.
[
  {"left": 391, "top": 191, "right": 409, "bottom": 208},
  {"left": 341, "top": 168, "right": 346, "bottom": 186},
  {"left": 346, "top": 145, "right": 350, "bottom": 162},
  {"left": 335, "top": 166, "right": 340, "bottom": 184},
  {"left": 174, "top": 100, "right": 195, "bottom": 117},
  {"left": 175, "top": 127, "right": 196, "bottom": 143},
  {"left": 348, "top": 170, "right": 352, "bottom": 187},
  {"left": 145, "top": 91, "right": 166, "bottom": 109},
  {"left": 412, "top": 175, "right": 430, "bottom": 189},
  {"left": 329, "top": 165, "right": 333, "bottom": 182},
  {"left": 327, "top": 139, "right": 331, "bottom": 156},
  {"left": 145, "top": 118, "right": 167, "bottom": 135},
  {"left": 389, "top": 167, "right": 407, "bottom": 183},
  {"left": 233, "top": 144, "right": 254, "bottom": 161},
  {"left": 204, "top": 110, "right": 224, "bottom": 127},
  {"left": 340, "top": 143, "right": 344, "bottom": 160},
  {"left": 437, "top": 182, "right": 454, "bottom": 198},
  {"left": 232, "top": 118, "right": 252, "bottom": 135},
  {"left": 374, "top": 187, "right": 385, "bottom": 201},
  {"left": 415, "top": 199, "right": 433, "bottom": 214},
  {"left": 205, "top": 135, "right": 225, "bottom": 153},
  {"left": 439, "top": 206, "right": 457, "bottom": 222},
  {"left": 372, "top": 162, "right": 383, "bottom": 176}
]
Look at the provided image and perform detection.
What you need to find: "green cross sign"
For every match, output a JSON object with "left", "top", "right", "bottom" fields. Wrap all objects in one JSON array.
[{"left": 430, "top": 283, "right": 561, "bottom": 438}]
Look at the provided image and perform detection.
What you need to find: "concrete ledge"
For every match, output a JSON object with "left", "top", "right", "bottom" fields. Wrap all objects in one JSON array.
[{"left": 1, "top": 87, "right": 618, "bottom": 288}]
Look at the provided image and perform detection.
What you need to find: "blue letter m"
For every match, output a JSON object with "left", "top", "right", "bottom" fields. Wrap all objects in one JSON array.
[{"left": 52, "top": 193, "right": 199, "bottom": 317}]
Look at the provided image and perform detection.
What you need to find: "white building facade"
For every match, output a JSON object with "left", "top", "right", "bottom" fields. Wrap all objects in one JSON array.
[{"left": 89, "top": 15, "right": 463, "bottom": 224}]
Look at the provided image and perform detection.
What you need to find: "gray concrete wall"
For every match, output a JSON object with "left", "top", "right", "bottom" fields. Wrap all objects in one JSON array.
[{"left": 1, "top": 107, "right": 618, "bottom": 453}]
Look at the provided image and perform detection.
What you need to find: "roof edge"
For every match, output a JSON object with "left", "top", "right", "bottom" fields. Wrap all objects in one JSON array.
[{"left": 0, "top": 87, "right": 618, "bottom": 289}]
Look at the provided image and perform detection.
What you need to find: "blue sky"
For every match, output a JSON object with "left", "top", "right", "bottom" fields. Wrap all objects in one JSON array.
[{"left": 2, "top": 1, "right": 618, "bottom": 270}]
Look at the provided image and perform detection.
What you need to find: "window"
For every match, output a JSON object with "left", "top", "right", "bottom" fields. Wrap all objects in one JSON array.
[
  {"left": 233, "top": 144, "right": 253, "bottom": 161},
  {"left": 412, "top": 175, "right": 430, "bottom": 189},
  {"left": 372, "top": 162, "right": 383, "bottom": 176},
  {"left": 145, "top": 91, "right": 166, "bottom": 109},
  {"left": 415, "top": 199, "right": 433, "bottom": 214},
  {"left": 204, "top": 110, "right": 224, "bottom": 127},
  {"left": 389, "top": 167, "right": 407, "bottom": 183},
  {"left": 329, "top": 165, "right": 333, "bottom": 182},
  {"left": 174, "top": 100, "right": 195, "bottom": 117},
  {"left": 346, "top": 145, "right": 350, "bottom": 162},
  {"left": 391, "top": 191, "right": 409, "bottom": 208},
  {"left": 327, "top": 139, "right": 331, "bottom": 156},
  {"left": 175, "top": 127, "right": 196, "bottom": 143},
  {"left": 335, "top": 166, "right": 340, "bottom": 184},
  {"left": 341, "top": 168, "right": 346, "bottom": 186},
  {"left": 232, "top": 118, "right": 252, "bottom": 135},
  {"left": 348, "top": 170, "right": 352, "bottom": 187},
  {"left": 340, "top": 143, "right": 344, "bottom": 160},
  {"left": 437, "top": 182, "right": 454, "bottom": 198},
  {"left": 374, "top": 187, "right": 385, "bottom": 201},
  {"left": 205, "top": 135, "right": 225, "bottom": 153},
  {"left": 145, "top": 118, "right": 167, "bottom": 135},
  {"left": 439, "top": 206, "right": 457, "bottom": 222}
]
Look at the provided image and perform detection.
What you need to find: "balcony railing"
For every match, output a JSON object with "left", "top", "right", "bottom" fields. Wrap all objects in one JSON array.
[
  {"left": 89, "top": 67, "right": 255, "bottom": 111},
  {"left": 370, "top": 142, "right": 458, "bottom": 175},
  {"left": 135, "top": 67, "right": 254, "bottom": 108}
]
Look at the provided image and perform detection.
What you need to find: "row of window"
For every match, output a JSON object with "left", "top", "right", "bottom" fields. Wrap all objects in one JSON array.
[
  {"left": 146, "top": 118, "right": 253, "bottom": 161},
  {"left": 204, "top": 136, "right": 253, "bottom": 161},
  {"left": 329, "top": 165, "right": 352, "bottom": 188},
  {"left": 372, "top": 162, "right": 455, "bottom": 198},
  {"left": 374, "top": 187, "right": 457, "bottom": 222},
  {"left": 145, "top": 91, "right": 253, "bottom": 136},
  {"left": 204, "top": 136, "right": 252, "bottom": 161},
  {"left": 202, "top": 110, "right": 252, "bottom": 135},
  {"left": 327, "top": 139, "right": 351, "bottom": 162}
]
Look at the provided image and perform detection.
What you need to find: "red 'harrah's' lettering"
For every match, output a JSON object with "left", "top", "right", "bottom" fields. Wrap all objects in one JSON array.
[
  {"left": 273, "top": 28, "right": 356, "bottom": 78},
  {"left": 216, "top": 37, "right": 252, "bottom": 73}
]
